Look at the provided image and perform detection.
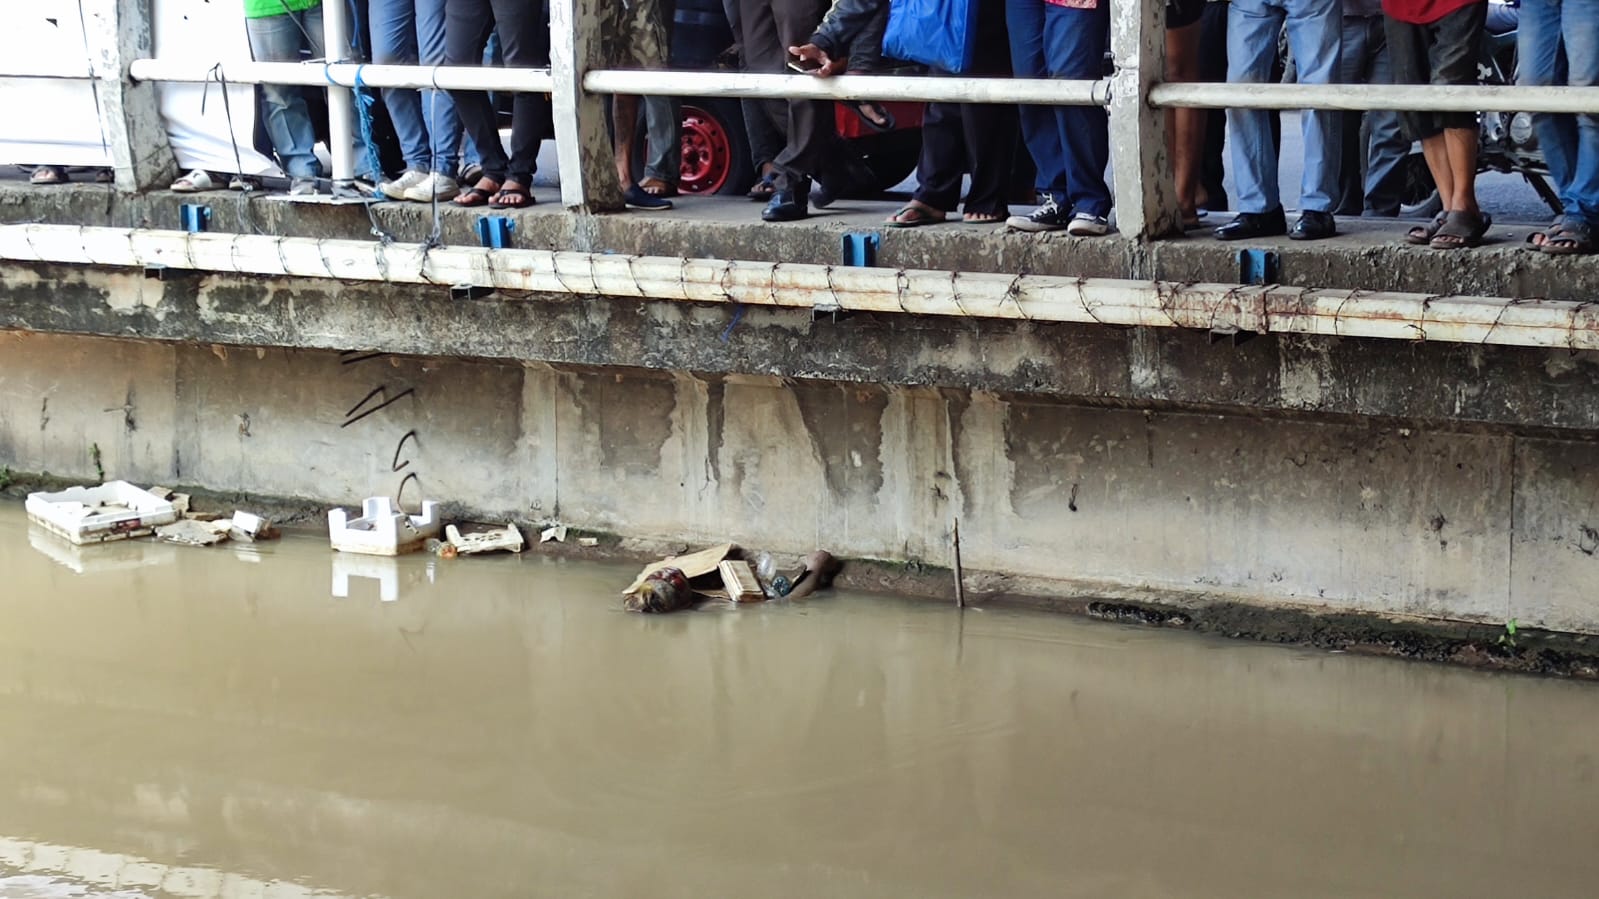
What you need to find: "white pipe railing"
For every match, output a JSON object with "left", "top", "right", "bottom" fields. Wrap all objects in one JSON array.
[
  {"left": 320, "top": 0, "right": 356, "bottom": 186},
  {"left": 125, "top": 59, "right": 556, "bottom": 93},
  {"left": 5, "top": 224, "right": 1597, "bottom": 352},
  {"left": 1149, "top": 82, "right": 1599, "bottom": 114},
  {"left": 583, "top": 70, "right": 1109, "bottom": 106}
]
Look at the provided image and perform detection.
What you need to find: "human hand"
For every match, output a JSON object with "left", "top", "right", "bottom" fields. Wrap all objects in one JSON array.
[{"left": 787, "top": 43, "right": 847, "bottom": 78}]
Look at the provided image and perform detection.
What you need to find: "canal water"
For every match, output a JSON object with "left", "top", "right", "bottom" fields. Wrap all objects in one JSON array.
[{"left": 1, "top": 505, "right": 1597, "bottom": 899}]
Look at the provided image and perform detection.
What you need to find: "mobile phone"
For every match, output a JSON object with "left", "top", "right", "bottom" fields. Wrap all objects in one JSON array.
[{"left": 787, "top": 56, "right": 822, "bottom": 73}]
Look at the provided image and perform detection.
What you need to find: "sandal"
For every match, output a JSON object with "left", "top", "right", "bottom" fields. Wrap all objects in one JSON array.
[
  {"left": 885, "top": 201, "right": 947, "bottom": 228},
  {"left": 1430, "top": 209, "right": 1490, "bottom": 250},
  {"left": 1541, "top": 220, "right": 1594, "bottom": 256},
  {"left": 29, "top": 165, "right": 68, "bottom": 185},
  {"left": 640, "top": 176, "right": 678, "bottom": 198},
  {"left": 844, "top": 99, "right": 896, "bottom": 133},
  {"left": 454, "top": 178, "right": 502, "bottom": 207},
  {"left": 487, "top": 181, "right": 534, "bottom": 209},
  {"left": 1406, "top": 210, "right": 1448, "bottom": 246},
  {"left": 961, "top": 210, "right": 1006, "bottom": 224},
  {"left": 746, "top": 169, "right": 777, "bottom": 201},
  {"left": 171, "top": 169, "right": 216, "bottom": 193}
]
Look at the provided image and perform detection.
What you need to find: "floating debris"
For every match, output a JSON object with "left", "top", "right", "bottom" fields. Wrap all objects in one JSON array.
[
  {"left": 154, "top": 518, "right": 231, "bottom": 547},
  {"left": 26, "top": 481, "right": 180, "bottom": 545},
  {"left": 445, "top": 523, "right": 524, "bottom": 555},
  {"left": 328, "top": 497, "right": 441, "bottom": 556}
]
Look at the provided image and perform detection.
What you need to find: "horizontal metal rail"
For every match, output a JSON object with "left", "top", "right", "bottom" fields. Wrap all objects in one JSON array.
[
  {"left": 1149, "top": 82, "right": 1599, "bottom": 114},
  {"left": 583, "top": 69, "right": 1109, "bottom": 106},
  {"left": 126, "top": 59, "right": 555, "bottom": 93},
  {"left": 4, "top": 224, "right": 1595, "bottom": 352}
]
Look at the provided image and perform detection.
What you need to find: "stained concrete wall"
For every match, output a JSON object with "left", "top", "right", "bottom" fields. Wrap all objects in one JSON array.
[{"left": 4, "top": 330, "right": 1597, "bottom": 632}]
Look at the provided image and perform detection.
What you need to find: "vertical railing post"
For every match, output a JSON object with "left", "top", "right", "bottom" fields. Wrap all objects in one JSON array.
[
  {"left": 549, "top": 0, "right": 624, "bottom": 211},
  {"left": 80, "top": 0, "right": 177, "bottom": 192},
  {"left": 1108, "top": 2, "right": 1179, "bottom": 240},
  {"left": 323, "top": 0, "right": 358, "bottom": 190}
]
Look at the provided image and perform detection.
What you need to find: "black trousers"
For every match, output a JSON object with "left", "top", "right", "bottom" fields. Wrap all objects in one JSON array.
[
  {"left": 912, "top": 0, "right": 1017, "bottom": 215},
  {"left": 445, "top": 0, "right": 552, "bottom": 183},
  {"left": 736, "top": 0, "right": 835, "bottom": 189}
]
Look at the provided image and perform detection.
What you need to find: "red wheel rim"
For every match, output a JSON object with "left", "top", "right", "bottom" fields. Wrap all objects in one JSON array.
[{"left": 678, "top": 105, "right": 733, "bottom": 195}]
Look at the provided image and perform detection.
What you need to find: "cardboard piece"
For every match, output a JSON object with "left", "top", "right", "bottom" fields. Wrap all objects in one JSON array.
[{"left": 621, "top": 543, "right": 735, "bottom": 596}]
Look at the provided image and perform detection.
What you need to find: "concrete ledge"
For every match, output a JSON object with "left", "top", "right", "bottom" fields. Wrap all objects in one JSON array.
[
  {"left": 6, "top": 259, "right": 1599, "bottom": 434},
  {"left": 4, "top": 183, "right": 1598, "bottom": 300}
]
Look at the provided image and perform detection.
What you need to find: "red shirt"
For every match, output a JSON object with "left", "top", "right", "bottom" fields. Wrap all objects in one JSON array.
[{"left": 1382, "top": 0, "right": 1481, "bottom": 25}]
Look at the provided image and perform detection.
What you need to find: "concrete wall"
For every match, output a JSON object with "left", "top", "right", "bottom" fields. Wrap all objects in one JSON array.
[{"left": 5, "top": 331, "right": 1597, "bottom": 632}]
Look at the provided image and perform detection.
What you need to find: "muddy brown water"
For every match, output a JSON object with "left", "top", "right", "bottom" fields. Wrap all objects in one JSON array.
[{"left": 2, "top": 505, "right": 1598, "bottom": 899}]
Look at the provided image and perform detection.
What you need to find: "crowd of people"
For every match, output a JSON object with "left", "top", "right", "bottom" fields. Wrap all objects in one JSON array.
[{"left": 24, "top": 0, "right": 1594, "bottom": 254}]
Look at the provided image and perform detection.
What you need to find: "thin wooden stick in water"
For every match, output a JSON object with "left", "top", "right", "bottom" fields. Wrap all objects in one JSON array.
[{"left": 953, "top": 518, "right": 966, "bottom": 609}]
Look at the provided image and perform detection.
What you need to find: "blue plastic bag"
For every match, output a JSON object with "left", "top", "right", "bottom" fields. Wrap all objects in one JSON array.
[{"left": 882, "top": 0, "right": 980, "bottom": 75}]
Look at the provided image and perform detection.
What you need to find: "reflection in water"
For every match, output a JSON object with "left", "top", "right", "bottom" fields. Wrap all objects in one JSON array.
[
  {"left": 0, "top": 836, "right": 373, "bottom": 899},
  {"left": 4, "top": 504, "right": 1599, "bottom": 898}
]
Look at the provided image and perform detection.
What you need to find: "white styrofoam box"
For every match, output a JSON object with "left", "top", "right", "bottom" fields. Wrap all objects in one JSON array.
[
  {"left": 327, "top": 497, "right": 441, "bottom": 556},
  {"left": 25, "top": 481, "right": 180, "bottom": 545}
]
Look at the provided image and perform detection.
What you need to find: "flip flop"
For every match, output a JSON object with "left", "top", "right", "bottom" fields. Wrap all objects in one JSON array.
[
  {"left": 885, "top": 202, "right": 947, "bottom": 228},
  {"left": 1430, "top": 210, "right": 1490, "bottom": 250},
  {"left": 961, "top": 210, "right": 1006, "bottom": 224},
  {"left": 1541, "top": 220, "right": 1594, "bottom": 256},
  {"left": 487, "top": 182, "right": 534, "bottom": 209},
  {"left": 746, "top": 170, "right": 777, "bottom": 201},
  {"left": 844, "top": 99, "right": 895, "bottom": 133},
  {"left": 1525, "top": 217, "right": 1564, "bottom": 250},
  {"left": 1406, "top": 210, "right": 1448, "bottom": 246},
  {"left": 454, "top": 178, "right": 502, "bottom": 207},
  {"left": 29, "top": 166, "right": 68, "bottom": 185}
]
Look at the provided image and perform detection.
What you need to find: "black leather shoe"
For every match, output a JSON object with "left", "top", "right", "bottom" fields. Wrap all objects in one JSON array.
[
  {"left": 1290, "top": 209, "right": 1338, "bottom": 241},
  {"left": 762, "top": 180, "right": 810, "bottom": 222},
  {"left": 1214, "top": 207, "right": 1287, "bottom": 241}
]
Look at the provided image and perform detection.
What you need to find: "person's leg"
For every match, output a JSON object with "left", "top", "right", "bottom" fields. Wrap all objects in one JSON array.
[
  {"left": 1198, "top": 0, "right": 1229, "bottom": 211},
  {"left": 491, "top": 0, "right": 552, "bottom": 185},
  {"left": 767, "top": 0, "right": 834, "bottom": 192},
  {"left": 737, "top": 0, "right": 791, "bottom": 169},
  {"left": 1560, "top": 0, "right": 1599, "bottom": 230},
  {"left": 1334, "top": 15, "right": 1371, "bottom": 216},
  {"left": 1224, "top": 0, "right": 1284, "bottom": 215},
  {"left": 1283, "top": 0, "right": 1341, "bottom": 213},
  {"left": 446, "top": 0, "right": 507, "bottom": 183},
  {"left": 1361, "top": 20, "right": 1408, "bottom": 216},
  {"left": 1042, "top": 0, "right": 1111, "bottom": 219},
  {"left": 1167, "top": 12, "right": 1205, "bottom": 221},
  {"left": 1518, "top": 0, "right": 1576, "bottom": 202},
  {"left": 643, "top": 96, "right": 682, "bottom": 188},
  {"left": 908, "top": 97, "right": 964, "bottom": 215},
  {"left": 417, "top": 0, "right": 464, "bottom": 176},
  {"left": 958, "top": 0, "right": 1019, "bottom": 220},
  {"left": 1006, "top": 0, "right": 1066, "bottom": 200},
  {"left": 245, "top": 12, "right": 322, "bottom": 178},
  {"left": 370, "top": 0, "right": 429, "bottom": 173},
  {"left": 1430, "top": 4, "right": 1485, "bottom": 218}
]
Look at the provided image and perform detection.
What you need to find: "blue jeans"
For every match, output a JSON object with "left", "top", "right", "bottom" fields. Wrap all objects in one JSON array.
[
  {"left": 1226, "top": 0, "right": 1342, "bottom": 213},
  {"left": 1006, "top": 0, "right": 1110, "bottom": 216},
  {"left": 1339, "top": 14, "right": 1407, "bottom": 216},
  {"left": 246, "top": 7, "right": 324, "bottom": 178},
  {"left": 1519, "top": 0, "right": 1599, "bottom": 227},
  {"left": 370, "top": 0, "right": 463, "bottom": 174}
]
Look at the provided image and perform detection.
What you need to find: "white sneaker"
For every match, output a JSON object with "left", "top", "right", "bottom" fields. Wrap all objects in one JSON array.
[
  {"left": 380, "top": 168, "right": 429, "bottom": 200},
  {"left": 1066, "top": 212, "right": 1111, "bottom": 237},
  {"left": 401, "top": 172, "right": 461, "bottom": 202},
  {"left": 171, "top": 169, "right": 214, "bottom": 192},
  {"left": 288, "top": 176, "right": 319, "bottom": 196}
]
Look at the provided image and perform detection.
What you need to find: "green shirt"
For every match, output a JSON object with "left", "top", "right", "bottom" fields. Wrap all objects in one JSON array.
[{"left": 243, "top": 0, "right": 320, "bottom": 20}]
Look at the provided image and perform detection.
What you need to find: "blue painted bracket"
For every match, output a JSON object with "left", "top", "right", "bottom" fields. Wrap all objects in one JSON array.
[
  {"left": 840, "top": 232, "right": 880, "bottom": 268},
  {"left": 475, "top": 216, "right": 515, "bottom": 248},
  {"left": 1235, "top": 248, "right": 1279, "bottom": 286},
  {"left": 179, "top": 204, "right": 211, "bottom": 233}
]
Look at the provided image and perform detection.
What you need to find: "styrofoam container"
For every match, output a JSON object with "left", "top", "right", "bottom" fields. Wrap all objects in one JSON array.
[
  {"left": 26, "top": 481, "right": 180, "bottom": 545},
  {"left": 328, "top": 497, "right": 441, "bottom": 556}
]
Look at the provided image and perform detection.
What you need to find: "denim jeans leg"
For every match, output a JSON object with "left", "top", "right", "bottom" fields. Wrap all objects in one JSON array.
[
  {"left": 1006, "top": 0, "right": 1066, "bottom": 196},
  {"left": 417, "top": 0, "right": 464, "bottom": 174},
  {"left": 1284, "top": 0, "right": 1341, "bottom": 212},
  {"left": 1042, "top": 1, "right": 1110, "bottom": 217},
  {"left": 370, "top": 0, "right": 430, "bottom": 171},
  {"left": 1363, "top": 24, "right": 1408, "bottom": 215},
  {"left": 446, "top": 0, "right": 507, "bottom": 180},
  {"left": 246, "top": 12, "right": 322, "bottom": 178},
  {"left": 1518, "top": 0, "right": 1576, "bottom": 203},
  {"left": 643, "top": 95, "right": 682, "bottom": 184},
  {"left": 1560, "top": 0, "right": 1599, "bottom": 226},
  {"left": 1226, "top": 0, "right": 1284, "bottom": 213}
]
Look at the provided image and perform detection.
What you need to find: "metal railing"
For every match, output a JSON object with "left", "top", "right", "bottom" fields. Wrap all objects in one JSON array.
[{"left": 21, "top": 0, "right": 1599, "bottom": 233}]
